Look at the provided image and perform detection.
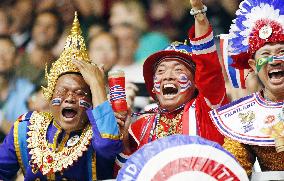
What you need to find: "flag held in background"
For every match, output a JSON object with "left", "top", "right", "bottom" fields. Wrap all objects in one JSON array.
[{"left": 219, "top": 34, "right": 246, "bottom": 89}]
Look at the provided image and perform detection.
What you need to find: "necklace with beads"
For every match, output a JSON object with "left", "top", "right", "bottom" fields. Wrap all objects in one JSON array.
[
  {"left": 155, "top": 111, "right": 183, "bottom": 139},
  {"left": 27, "top": 112, "right": 93, "bottom": 175},
  {"left": 147, "top": 104, "right": 185, "bottom": 142}
]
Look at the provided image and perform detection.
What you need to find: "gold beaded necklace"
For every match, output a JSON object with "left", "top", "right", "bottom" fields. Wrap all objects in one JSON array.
[
  {"left": 27, "top": 112, "right": 93, "bottom": 175},
  {"left": 155, "top": 111, "right": 183, "bottom": 138}
]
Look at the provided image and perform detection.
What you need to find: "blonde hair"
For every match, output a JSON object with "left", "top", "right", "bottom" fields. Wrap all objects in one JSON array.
[{"left": 110, "top": 0, "right": 148, "bottom": 32}]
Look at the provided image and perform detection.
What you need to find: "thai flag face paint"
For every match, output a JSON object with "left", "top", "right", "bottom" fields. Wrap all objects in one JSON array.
[
  {"left": 51, "top": 97, "right": 62, "bottom": 106},
  {"left": 178, "top": 73, "right": 192, "bottom": 93},
  {"left": 79, "top": 98, "right": 92, "bottom": 109},
  {"left": 153, "top": 76, "right": 161, "bottom": 94},
  {"left": 272, "top": 55, "right": 284, "bottom": 63}
]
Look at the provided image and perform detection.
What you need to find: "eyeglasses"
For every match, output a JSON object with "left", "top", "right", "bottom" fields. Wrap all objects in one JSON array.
[{"left": 54, "top": 88, "right": 89, "bottom": 98}]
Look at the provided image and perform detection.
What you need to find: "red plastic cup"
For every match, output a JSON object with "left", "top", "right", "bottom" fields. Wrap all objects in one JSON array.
[{"left": 108, "top": 70, "right": 128, "bottom": 112}]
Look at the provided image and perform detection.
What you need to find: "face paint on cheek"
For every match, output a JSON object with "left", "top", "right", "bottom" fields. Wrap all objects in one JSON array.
[
  {"left": 153, "top": 76, "right": 161, "bottom": 94},
  {"left": 79, "top": 98, "right": 92, "bottom": 109},
  {"left": 272, "top": 55, "right": 284, "bottom": 63},
  {"left": 178, "top": 73, "right": 192, "bottom": 93},
  {"left": 51, "top": 97, "right": 62, "bottom": 106},
  {"left": 256, "top": 57, "right": 273, "bottom": 72}
]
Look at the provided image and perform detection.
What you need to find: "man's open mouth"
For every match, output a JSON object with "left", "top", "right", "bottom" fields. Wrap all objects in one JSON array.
[
  {"left": 62, "top": 107, "right": 78, "bottom": 119},
  {"left": 162, "top": 83, "right": 179, "bottom": 98},
  {"left": 268, "top": 68, "right": 284, "bottom": 82}
]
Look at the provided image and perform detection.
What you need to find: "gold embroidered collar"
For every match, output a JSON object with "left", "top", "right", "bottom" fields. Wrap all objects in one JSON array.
[
  {"left": 156, "top": 111, "right": 183, "bottom": 138},
  {"left": 27, "top": 112, "right": 93, "bottom": 175}
]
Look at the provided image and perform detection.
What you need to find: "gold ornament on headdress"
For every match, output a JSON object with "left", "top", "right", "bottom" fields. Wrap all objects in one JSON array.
[{"left": 42, "top": 12, "right": 91, "bottom": 100}]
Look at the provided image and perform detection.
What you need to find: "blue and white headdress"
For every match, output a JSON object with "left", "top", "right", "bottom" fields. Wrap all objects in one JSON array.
[{"left": 228, "top": 0, "right": 284, "bottom": 69}]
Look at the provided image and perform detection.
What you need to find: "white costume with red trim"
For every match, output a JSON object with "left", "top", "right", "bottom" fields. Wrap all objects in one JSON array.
[{"left": 211, "top": 0, "right": 284, "bottom": 176}]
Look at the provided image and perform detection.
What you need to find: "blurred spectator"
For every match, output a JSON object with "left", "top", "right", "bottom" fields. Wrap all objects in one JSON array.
[
  {"left": 35, "top": 0, "right": 56, "bottom": 13},
  {"left": 165, "top": 0, "right": 194, "bottom": 40},
  {"left": 0, "top": 8, "right": 11, "bottom": 35},
  {"left": 0, "top": 35, "right": 34, "bottom": 142},
  {"left": 10, "top": 0, "right": 34, "bottom": 51},
  {"left": 111, "top": 23, "right": 143, "bottom": 83},
  {"left": 109, "top": 0, "right": 170, "bottom": 64},
  {"left": 219, "top": 0, "right": 240, "bottom": 17},
  {"left": 88, "top": 31, "right": 118, "bottom": 73},
  {"left": 0, "top": 0, "right": 15, "bottom": 7},
  {"left": 111, "top": 22, "right": 149, "bottom": 111},
  {"left": 87, "top": 23, "right": 106, "bottom": 40},
  {"left": 16, "top": 9, "right": 62, "bottom": 87},
  {"left": 51, "top": 1, "right": 80, "bottom": 57},
  {"left": 35, "top": 0, "right": 95, "bottom": 17},
  {"left": 148, "top": 0, "right": 239, "bottom": 41},
  {"left": 51, "top": 0, "right": 103, "bottom": 57},
  {"left": 148, "top": 0, "right": 172, "bottom": 37},
  {"left": 203, "top": 0, "right": 239, "bottom": 35},
  {"left": 28, "top": 9, "right": 63, "bottom": 51},
  {"left": 27, "top": 87, "right": 49, "bottom": 112},
  {"left": 135, "top": 32, "right": 170, "bottom": 64},
  {"left": 148, "top": 0, "right": 194, "bottom": 41},
  {"left": 109, "top": 0, "right": 148, "bottom": 33}
]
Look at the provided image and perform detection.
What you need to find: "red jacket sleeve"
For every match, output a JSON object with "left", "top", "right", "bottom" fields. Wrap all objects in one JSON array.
[{"left": 188, "top": 26, "right": 227, "bottom": 108}]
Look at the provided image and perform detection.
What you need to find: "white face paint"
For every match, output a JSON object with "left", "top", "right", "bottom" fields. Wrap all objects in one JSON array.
[
  {"left": 153, "top": 76, "right": 161, "bottom": 94},
  {"left": 178, "top": 73, "right": 192, "bottom": 93}
]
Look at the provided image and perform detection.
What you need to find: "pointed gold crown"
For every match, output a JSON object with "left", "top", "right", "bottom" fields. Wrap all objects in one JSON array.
[{"left": 42, "top": 12, "right": 91, "bottom": 100}]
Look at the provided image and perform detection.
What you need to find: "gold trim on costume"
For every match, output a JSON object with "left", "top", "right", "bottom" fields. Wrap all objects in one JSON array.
[
  {"left": 27, "top": 112, "right": 93, "bottom": 175},
  {"left": 52, "top": 127, "right": 62, "bottom": 151},
  {"left": 92, "top": 152, "right": 97, "bottom": 181},
  {"left": 58, "top": 133, "right": 70, "bottom": 152},
  {"left": 100, "top": 133, "right": 120, "bottom": 140},
  {"left": 53, "top": 120, "right": 61, "bottom": 130},
  {"left": 13, "top": 119, "right": 25, "bottom": 174},
  {"left": 223, "top": 137, "right": 253, "bottom": 175},
  {"left": 47, "top": 173, "right": 56, "bottom": 180}
]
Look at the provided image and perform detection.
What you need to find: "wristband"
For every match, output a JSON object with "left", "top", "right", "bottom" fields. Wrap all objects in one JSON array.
[{"left": 190, "top": 5, "right": 208, "bottom": 16}]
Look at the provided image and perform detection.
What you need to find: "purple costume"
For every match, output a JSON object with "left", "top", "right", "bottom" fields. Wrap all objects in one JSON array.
[{"left": 0, "top": 101, "right": 122, "bottom": 180}]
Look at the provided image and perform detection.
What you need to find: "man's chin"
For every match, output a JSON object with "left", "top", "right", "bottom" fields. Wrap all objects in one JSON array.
[
  {"left": 58, "top": 117, "right": 80, "bottom": 132},
  {"left": 62, "top": 116, "right": 76, "bottom": 123},
  {"left": 158, "top": 94, "right": 192, "bottom": 111},
  {"left": 267, "top": 84, "right": 284, "bottom": 96},
  {"left": 159, "top": 100, "right": 182, "bottom": 111}
]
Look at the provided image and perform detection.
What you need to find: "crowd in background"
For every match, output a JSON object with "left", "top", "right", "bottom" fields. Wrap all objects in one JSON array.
[{"left": 0, "top": 0, "right": 252, "bottom": 144}]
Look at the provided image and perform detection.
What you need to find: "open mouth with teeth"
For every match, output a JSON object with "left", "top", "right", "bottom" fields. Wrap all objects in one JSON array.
[
  {"left": 268, "top": 68, "right": 284, "bottom": 83},
  {"left": 62, "top": 107, "right": 78, "bottom": 119},
  {"left": 162, "top": 83, "right": 179, "bottom": 97}
]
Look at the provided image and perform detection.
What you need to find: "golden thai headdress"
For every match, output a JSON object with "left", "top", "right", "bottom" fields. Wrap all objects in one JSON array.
[{"left": 42, "top": 12, "right": 91, "bottom": 100}]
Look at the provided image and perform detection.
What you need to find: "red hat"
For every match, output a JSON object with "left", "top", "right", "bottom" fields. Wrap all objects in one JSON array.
[{"left": 143, "top": 41, "right": 194, "bottom": 99}]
